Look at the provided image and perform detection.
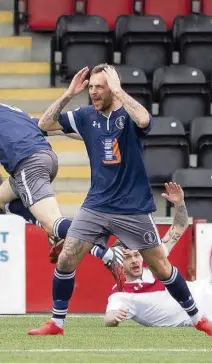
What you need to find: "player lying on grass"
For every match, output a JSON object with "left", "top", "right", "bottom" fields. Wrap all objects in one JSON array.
[{"left": 104, "top": 183, "right": 212, "bottom": 327}]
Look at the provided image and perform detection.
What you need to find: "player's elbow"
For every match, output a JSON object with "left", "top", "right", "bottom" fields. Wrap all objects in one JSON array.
[
  {"left": 38, "top": 118, "right": 47, "bottom": 131},
  {"left": 136, "top": 109, "right": 150, "bottom": 129}
]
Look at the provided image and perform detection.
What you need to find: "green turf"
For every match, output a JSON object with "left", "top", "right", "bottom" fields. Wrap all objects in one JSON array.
[{"left": 0, "top": 315, "right": 212, "bottom": 363}]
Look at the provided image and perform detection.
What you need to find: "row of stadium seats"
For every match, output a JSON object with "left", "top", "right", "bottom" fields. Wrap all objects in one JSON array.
[
  {"left": 167, "top": 168, "right": 212, "bottom": 221},
  {"left": 14, "top": 0, "right": 212, "bottom": 33},
  {"left": 52, "top": 63, "right": 211, "bottom": 132},
  {"left": 50, "top": 14, "right": 212, "bottom": 85},
  {"left": 144, "top": 116, "right": 212, "bottom": 186}
]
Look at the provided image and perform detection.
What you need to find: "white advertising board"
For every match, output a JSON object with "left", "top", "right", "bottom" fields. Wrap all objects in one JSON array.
[
  {"left": 0, "top": 215, "right": 25, "bottom": 314},
  {"left": 196, "top": 223, "right": 212, "bottom": 281}
]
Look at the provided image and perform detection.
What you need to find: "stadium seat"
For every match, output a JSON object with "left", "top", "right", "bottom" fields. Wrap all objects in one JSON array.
[
  {"left": 85, "top": 0, "right": 134, "bottom": 29},
  {"left": 115, "top": 66, "right": 152, "bottom": 111},
  {"left": 153, "top": 65, "right": 211, "bottom": 132},
  {"left": 190, "top": 117, "right": 212, "bottom": 168},
  {"left": 14, "top": 0, "right": 75, "bottom": 34},
  {"left": 115, "top": 15, "right": 172, "bottom": 80},
  {"left": 173, "top": 14, "right": 212, "bottom": 79},
  {"left": 203, "top": 0, "right": 212, "bottom": 15},
  {"left": 50, "top": 15, "right": 113, "bottom": 86},
  {"left": 144, "top": 0, "right": 191, "bottom": 29},
  {"left": 172, "top": 168, "right": 212, "bottom": 221},
  {"left": 143, "top": 117, "right": 189, "bottom": 186}
]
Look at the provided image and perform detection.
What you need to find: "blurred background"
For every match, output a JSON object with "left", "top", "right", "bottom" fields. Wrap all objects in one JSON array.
[
  {"left": 1, "top": 0, "right": 212, "bottom": 222},
  {"left": 1, "top": 0, "right": 212, "bottom": 314}
]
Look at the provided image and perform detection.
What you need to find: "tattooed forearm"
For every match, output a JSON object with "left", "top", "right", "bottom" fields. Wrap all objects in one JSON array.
[
  {"left": 39, "top": 93, "right": 72, "bottom": 130},
  {"left": 113, "top": 88, "right": 149, "bottom": 128},
  {"left": 173, "top": 203, "right": 189, "bottom": 228},
  {"left": 57, "top": 237, "right": 92, "bottom": 272},
  {"left": 163, "top": 229, "right": 182, "bottom": 245}
]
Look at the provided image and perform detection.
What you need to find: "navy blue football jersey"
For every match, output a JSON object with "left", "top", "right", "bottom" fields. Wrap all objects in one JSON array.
[
  {"left": 0, "top": 104, "right": 51, "bottom": 174},
  {"left": 59, "top": 105, "right": 156, "bottom": 214}
]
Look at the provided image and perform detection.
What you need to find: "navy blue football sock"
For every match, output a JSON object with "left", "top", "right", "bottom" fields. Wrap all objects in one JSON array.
[
  {"left": 5, "top": 200, "right": 38, "bottom": 224},
  {"left": 161, "top": 266, "right": 198, "bottom": 317},
  {"left": 91, "top": 245, "right": 105, "bottom": 259},
  {"left": 52, "top": 268, "right": 75, "bottom": 320},
  {"left": 53, "top": 217, "right": 72, "bottom": 239}
]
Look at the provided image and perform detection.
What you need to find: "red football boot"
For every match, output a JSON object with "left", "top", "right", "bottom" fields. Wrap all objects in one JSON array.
[
  {"left": 48, "top": 236, "right": 64, "bottom": 264},
  {"left": 28, "top": 320, "right": 64, "bottom": 336},
  {"left": 195, "top": 317, "right": 212, "bottom": 336}
]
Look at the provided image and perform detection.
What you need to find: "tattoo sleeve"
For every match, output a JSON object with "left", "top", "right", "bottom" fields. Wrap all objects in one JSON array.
[
  {"left": 162, "top": 202, "right": 189, "bottom": 248},
  {"left": 39, "top": 92, "right": 72, "bottom": 131},
  {"left": 173, "top": 202, "right": 189, "bottom": 229},
  {"left": 113, "top": 88, "right": 149, "bottom": 128},
  {"left": 57, "top": 236, "right": 92, "bottom": 272}
]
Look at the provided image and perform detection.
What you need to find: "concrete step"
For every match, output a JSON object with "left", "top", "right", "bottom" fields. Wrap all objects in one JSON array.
[
  {"left": 0, "top": 62, "right": 50, "bottom": 88},
  {"left": 0, "top": 88, "right": 89, "bottom": 113},
  {"left": 53, "top": 178, "right": 90, "bottom": 193},
  {"left": 0, "top": 36, "right": 31, "bottom": 61},
  {"left": 0, "top": 165, "right": 90, "bottom": 179},
  {"left": 56, "top": 192, "right": 86, "bottom": 205},
  {"left": 0, "top": 0, "right": 13, "bottom": 10},
  {"left": 57, "top": 151, "right": 89, "bottom": 166},
  {"left": 0, "top": 11, "right": 13, "bottom": 36},
  {"left": 48, "top": 137, "right": 86, "bottom": 153}
]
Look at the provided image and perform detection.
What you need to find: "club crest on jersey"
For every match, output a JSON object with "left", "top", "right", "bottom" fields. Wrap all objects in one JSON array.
[
  {"left": 115, "top": 116, "right": 125, "bottom": 129},
  {"left": 92, "top": 120, "right": 101, "bottom": 128},
  {"left": 144, "top": 231, "right": 156, "bottom": 244}
]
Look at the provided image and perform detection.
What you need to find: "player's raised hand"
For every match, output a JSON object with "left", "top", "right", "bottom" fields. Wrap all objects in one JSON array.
[
  {"left": 66, "top": 67, "right": 89, "bottom": 96},
  {"left": 103, "top": 66, "right": 121, "bottom": 93},
  {"left": 114, "top": 308, "right": 129, "bottom": 323},
  {"left": 161, "top": 182, "right": 184, "bottom": 205}
]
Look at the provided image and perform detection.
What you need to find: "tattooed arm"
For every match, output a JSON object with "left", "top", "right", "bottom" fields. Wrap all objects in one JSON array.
[
  {"left": 103, "top": 66, "right": 149, "bottom": 128},
  {"left": 162, "top": 183, "right": 189, "bottom": 250},
  {"left": 38, "top": 67, "right": 89, "bottom": 131},
  {"left": 162, "top": 201, "right": 189, "bottom": 248}
]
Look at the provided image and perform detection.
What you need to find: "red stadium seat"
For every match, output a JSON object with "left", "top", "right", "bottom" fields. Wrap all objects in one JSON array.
[
  {"left": 86, "top": 0, "right": 133, "bottom": 29},
  {"left": 203, "top": 0, "right": 212, "bottom": 15},
  {"left": 144, "top": 0, "right": 191, "bottom": 28},
  {"left": 14, "top": 0, "right": 75, "bottom": 34}
]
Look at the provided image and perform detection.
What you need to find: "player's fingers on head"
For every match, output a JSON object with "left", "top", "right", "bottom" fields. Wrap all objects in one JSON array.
[
  {"left": 165, "top": 183, "right": 170, "bottom": 193},
  {"left": 80, "top": 68, "right": 89, "bottom": 81}
]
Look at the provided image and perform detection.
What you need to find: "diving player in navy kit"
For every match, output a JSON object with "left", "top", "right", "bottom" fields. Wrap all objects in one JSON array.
[{"left": 28, "top": 65, "right": 212, "bottom": 336}]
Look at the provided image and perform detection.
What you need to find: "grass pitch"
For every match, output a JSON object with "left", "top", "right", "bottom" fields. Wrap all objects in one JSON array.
[{"left": 0, "top": 315, "right": 212, "bottom": 363}]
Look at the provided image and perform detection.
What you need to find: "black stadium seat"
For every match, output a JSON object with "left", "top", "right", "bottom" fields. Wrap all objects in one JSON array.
[
  {"left": 50, "top": 15, "right": 113, "bottom": 86},
  {"left": 143, "top": 117, "right": 189, "bottom": 186},
  {"left": 172, "top": 168, "right": 212, "bottom": 221},
  {"left": 173, "top": 14, "right": 212, "bottom": 79},
  {"left": 190, "top": 117, "right": 212, "bottom": 168},
  {"left": 115, "top": 66, "right": 152, "bottom": 111},
  {"left": 153, "top": 65, "right": 211, "bottom": 132},
  {"left": 115, "top": 15, "right": 172, "bottom": 80}
]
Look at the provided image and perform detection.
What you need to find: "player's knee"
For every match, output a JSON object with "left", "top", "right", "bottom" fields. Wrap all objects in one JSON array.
[{"left": 150, "top": 256, "right": 172, "bottom": 280}]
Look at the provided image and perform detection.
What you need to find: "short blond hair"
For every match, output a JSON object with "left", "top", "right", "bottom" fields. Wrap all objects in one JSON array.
[{"left": 90, "top": 63, "right": 121, "bottom": 81}]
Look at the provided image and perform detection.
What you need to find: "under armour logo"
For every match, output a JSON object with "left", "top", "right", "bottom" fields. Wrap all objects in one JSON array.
[{"left": 93, "top": 121, "right": 101, "bottom": 128}]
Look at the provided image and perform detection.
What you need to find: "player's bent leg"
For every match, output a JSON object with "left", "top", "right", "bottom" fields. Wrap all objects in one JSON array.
[
  {"left": 0, "top": 178, "right": 18, "bottom": 210},
  {"left": 28, "top": 236, "right": 93, "bottom": 335},
  {"left": 141, "top": 246, "right": 212, "bottom": 335},
  {"left": 29, "top": 196, "right": 62, "bottom": 236}
]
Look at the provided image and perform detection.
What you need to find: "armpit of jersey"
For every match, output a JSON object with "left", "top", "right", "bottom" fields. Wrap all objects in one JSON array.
[{"left": 58, "top": 112, "right": 79, "bottom": 134}]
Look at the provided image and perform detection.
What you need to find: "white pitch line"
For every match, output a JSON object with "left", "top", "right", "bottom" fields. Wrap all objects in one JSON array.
[
  {"left": 0, "top": 314, "right": 103, "bottom": 318},
  {"left": 1, "top": 348, "right": 212, "bottom": 353}
]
